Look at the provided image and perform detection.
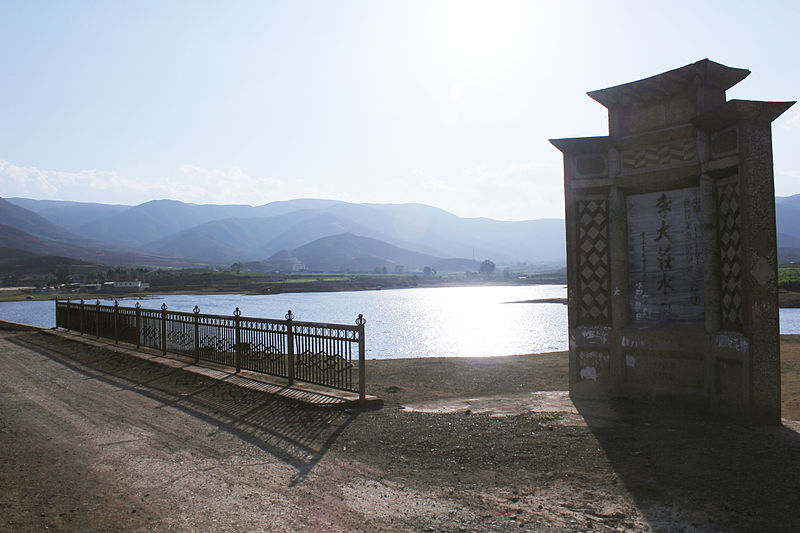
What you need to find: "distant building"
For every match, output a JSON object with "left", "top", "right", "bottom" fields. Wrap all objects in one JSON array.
[{"left": 102, "top": 281, "right": 148, "bottom": 293}]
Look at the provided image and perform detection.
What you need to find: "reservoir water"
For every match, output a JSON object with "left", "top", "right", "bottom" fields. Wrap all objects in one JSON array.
[{"left": 3, "top": 285, "right": 800, "bottom": 359}]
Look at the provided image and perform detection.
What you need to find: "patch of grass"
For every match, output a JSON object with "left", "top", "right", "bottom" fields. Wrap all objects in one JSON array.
[
  {"left": 779, "top": 265, "right": 800, "bottom": 291},
  {"left": 530, "top": 412, "right": 564, "bottom": 423}
]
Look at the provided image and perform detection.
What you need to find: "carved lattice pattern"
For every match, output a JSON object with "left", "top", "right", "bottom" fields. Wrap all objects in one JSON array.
[
  {"left": 577, "top": 199, "right": 611, "bottom": 323},
  {"left": 141, "top": 324, "right": 160, "bottom": 342},
  {"left": 717, "top": 178, "right": 743, "bottom": 329},
  {"left": 297, "top": 350, "right": 353, "bottom": 374},
  {"left": 621, "top": 139, "right": 697, "bottom": 170},
  {"left": 167, "top": 329, "right": 193, "bottom": 346},
  {"left": 248, "top": 343, "right": 284, "bottom": 362},
  {"left": 200, "top": 335, "right": 233, "bottom": 352}
]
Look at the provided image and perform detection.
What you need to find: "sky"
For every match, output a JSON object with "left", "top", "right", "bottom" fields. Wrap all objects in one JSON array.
[{"left": 1, "top": 0, "right": 798, "bottom": 221}]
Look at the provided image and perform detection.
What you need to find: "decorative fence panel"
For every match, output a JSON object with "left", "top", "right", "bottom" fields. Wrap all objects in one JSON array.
[
  {"left": 139, "top": 307, "right": 162, "bottom": 352},
  {"left": 204, "top": 315, "right": 237, "bottom": 366},
  {"left": 54, "top": 299, "right": 366, "bottom": 398},
  {"left": 117, "top": 306, "right": 138, "bottom": 345},
  {"left": 164, "top": 310, "right": 195, "bottom": 358},
  {"left": 237, "top": 317, "right": 289, "bottom": 378},
  {"left": 293, "top": 322, "right": 358, "bottom": 393}
]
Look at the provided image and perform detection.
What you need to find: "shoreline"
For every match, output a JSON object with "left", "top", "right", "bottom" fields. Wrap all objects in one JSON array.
[
  {"left": 6, "top": 285, "right": 800, "bottom": 309},
  {"left": 0, "top": 277, "right": 567, "bottom": 303}
]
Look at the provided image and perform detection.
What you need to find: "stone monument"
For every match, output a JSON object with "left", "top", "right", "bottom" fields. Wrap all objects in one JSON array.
[{"left": 551, "top": 59, "right": 794, "bottom": 424}]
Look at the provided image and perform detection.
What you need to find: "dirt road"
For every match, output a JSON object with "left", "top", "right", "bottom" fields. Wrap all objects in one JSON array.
[{"left": 2, "top": 329, "right": 800, "bottom": 532}]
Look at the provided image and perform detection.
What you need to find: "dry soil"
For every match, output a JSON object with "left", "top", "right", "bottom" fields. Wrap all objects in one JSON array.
[{"left": 2, "top": 328, "right": 800, "bottom": 532}]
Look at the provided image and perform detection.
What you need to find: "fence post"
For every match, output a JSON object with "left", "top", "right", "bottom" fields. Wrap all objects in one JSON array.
[
  {"left": 95, "top": 300, "right": 100, "bottom": 338},
  {"left": 135, "top": 302, "right": 141, "bottom": 349},
  {"left": 286, "top": 310, "right": 294, "bottom": 386},
  {"left": 79, "top": 299, "right": 84, "bottom": 335},
  {"left": 234, "top": 307, "right": 241, "bottom": 373},
  {"left": 113, "top": 300, "right": 119, "bottom": 344},
  {"left": 161, "top": 303, "right": 168, "bottom": 355},
  {"left": 356, "top": 314, "right": 367, "bottom": 403},
  {"left": 65, "top": 298, "right": 71, "bottom": 331},
  {"left": 193, "top": 305, "right": 200, "bottom": 364}
]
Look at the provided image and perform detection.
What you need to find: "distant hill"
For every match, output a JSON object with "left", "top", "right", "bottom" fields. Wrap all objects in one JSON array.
[
  {"left": 7, "top": 197, "right": 567, "bottom": 266},
  {"left": 267, "top": 233, "right": 441, "bottom": 272},
  {"left": 0, "top": 197, "right": 82, "bottom": 242},
  {"left": 144, "top": 201, "right": 566, "bottom": 265},
  {"left": 71, "top": 199, "right": 260, "bottom": 247},
  {"left": 0, "top": 222, "right": 185, "bottom": 268},
  {"left": 777, "top": 194, "right": 800, "bottom": 253},
  {"left": 49, "top": 198, "right": 346, "bottom": 247},
  {"left": 0, "top": 247, "right": 102, "bottom": 277},
  {"left": 0, "top": 224, "right": 89, "bottom": 257},
  {"left": 10, "top": 193, "right": 800, "bottom": 269},
  {"left": 142, "top": 210, "right": 385, "bottom": 263},
  {"left": 430, "top": 258, "right": 482, "bottom": 273},
  {"left": 7, "top": 197, "right": 129, "bottom": 231}
]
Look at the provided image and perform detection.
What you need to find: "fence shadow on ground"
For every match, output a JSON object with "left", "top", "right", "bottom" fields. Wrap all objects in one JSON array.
[
  {"left": 573, "top": 398, "right": 800, "bottom": 532},
  {"left": 8, "top": 331, "right": 358, "bottom": 485}
]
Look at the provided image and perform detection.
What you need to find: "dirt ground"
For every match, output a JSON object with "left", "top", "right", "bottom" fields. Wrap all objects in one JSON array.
[{"left": 2, "top": 328, "right": 800, "bottom": 532}]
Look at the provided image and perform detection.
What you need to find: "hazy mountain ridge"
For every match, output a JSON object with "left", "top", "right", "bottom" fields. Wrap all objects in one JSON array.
[
  {"left": 6, "top": 193, "right": 800, "bottom": 272},
  {"left": 142, "top": 210, "right": 400, "bottom": 263},
  {"left": 0, "top": 197, "right": 83, "bottom": 243},
  {"left": 6, "top": 197, "right": 568, "bottom": 266},
  {"left": 0, "top": 198, "right": 182, "bottom": 266},
  {"left": 7, "top": 197, "right": 130, "bottom": 231},
  {"left": 267, "top": 233, "right": 440, "bottom": 272},
  {"left": 776, "top": 194, "right": 800, "bottom": 252}
]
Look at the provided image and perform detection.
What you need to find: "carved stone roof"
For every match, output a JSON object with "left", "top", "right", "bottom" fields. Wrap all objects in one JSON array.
[
  {"left": 549, "top": 136, "right": 610, "bottom": 155},
  {"left": 692, "top": 99, "right": 796, "bottom": 131},
  {"left": 587, "top": 59, "right": 750, "bottom": 109}
]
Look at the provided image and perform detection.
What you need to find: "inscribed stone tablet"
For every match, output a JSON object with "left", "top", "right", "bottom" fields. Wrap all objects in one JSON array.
[{"left": 627, "top": 187, "right": 704, "bottom": 323}]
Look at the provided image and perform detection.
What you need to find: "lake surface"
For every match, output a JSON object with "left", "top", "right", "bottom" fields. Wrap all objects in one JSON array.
[
  {"left": 4, "top": 285, "right": 800, "bottom": 359},
  {"left": 0, "top": 285, "right": 568, "bottom": 359}
]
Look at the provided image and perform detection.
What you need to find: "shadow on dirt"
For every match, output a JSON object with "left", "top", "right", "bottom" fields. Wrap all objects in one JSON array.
[
  {"left": 8, "top": 331, "right": 358, "bottom": 485},
  {"left": 574, "top": 398, "right": 800, "bottom": 532}
]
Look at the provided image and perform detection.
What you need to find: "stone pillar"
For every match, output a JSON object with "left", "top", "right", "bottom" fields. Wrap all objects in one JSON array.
[{"left": 551, "top": 59, "right": 794, "bottom": 423}]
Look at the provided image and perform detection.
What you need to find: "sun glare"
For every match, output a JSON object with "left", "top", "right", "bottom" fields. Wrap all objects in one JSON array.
[{"left": 432, "top": 0, "right": 538, "bottom": 73}]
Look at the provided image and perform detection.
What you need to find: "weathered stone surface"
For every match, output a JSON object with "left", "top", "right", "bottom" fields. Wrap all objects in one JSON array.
[{"left": 551, "top": 59, "right": 795, "bottom": 424}]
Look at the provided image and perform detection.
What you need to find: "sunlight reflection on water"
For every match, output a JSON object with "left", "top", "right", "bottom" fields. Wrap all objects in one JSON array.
[
  {"left": 6, "top": 286, "right": 800, "bottom": 358},
  {"left": 8, "top": 285, "right": 543, "bottom": 358}
]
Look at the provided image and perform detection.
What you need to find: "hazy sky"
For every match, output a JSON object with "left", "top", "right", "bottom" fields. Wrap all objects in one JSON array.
[{"left": 1, "top": 0, "right": 798, "bottom": 220}]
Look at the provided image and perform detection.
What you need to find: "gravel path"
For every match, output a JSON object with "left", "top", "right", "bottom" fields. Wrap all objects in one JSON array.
[{"left": 2, "top": 328, "right": 800, "bottom": 532}]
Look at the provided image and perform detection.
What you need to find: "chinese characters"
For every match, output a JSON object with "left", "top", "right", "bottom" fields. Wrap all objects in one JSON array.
[{"left": 627, "top": 187, "right": 704, "bottom": 323}]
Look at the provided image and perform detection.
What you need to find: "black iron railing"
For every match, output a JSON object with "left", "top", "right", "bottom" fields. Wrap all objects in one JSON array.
[{"left": 55, "top": 299, "right": 367, "bottom": 400}]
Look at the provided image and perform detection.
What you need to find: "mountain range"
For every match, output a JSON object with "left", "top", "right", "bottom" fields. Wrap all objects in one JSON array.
[
  {"left": 1, "top": 196, "right": 565, "bottom": 272},
  {"left": 4, "top": 193, "right": 800, "bottom": 273}
]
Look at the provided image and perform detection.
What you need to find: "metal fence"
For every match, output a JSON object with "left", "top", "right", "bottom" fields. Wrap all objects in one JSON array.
[{"left": 55, "top": 299, "right": 367, "bottom": 400}]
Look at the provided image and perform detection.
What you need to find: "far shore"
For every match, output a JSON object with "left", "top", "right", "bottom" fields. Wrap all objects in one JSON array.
[
  {"left": 5, "top": 285, "right": 800, "bottom": 310},
  {"left": 0, "top": 276, "right": 568, "bottom": 303}
]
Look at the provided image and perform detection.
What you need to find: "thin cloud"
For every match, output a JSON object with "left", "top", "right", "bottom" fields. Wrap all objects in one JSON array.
[
  {"left": 0, "top": 159, "right": 290, "bottom": 206},
  {"left": 175, "top": 165, "right": 287, "bottom": 205},
  {"left": 0, "top": 160, "right": 137, "bottom": 199},
  {"left": 0, "top": 158, "right": 565, "bottom": 220}
]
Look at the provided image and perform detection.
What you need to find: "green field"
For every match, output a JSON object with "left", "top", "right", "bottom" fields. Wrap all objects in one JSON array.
[{"left": 0, "top": 269, "right": 568, "bottom": 302}]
